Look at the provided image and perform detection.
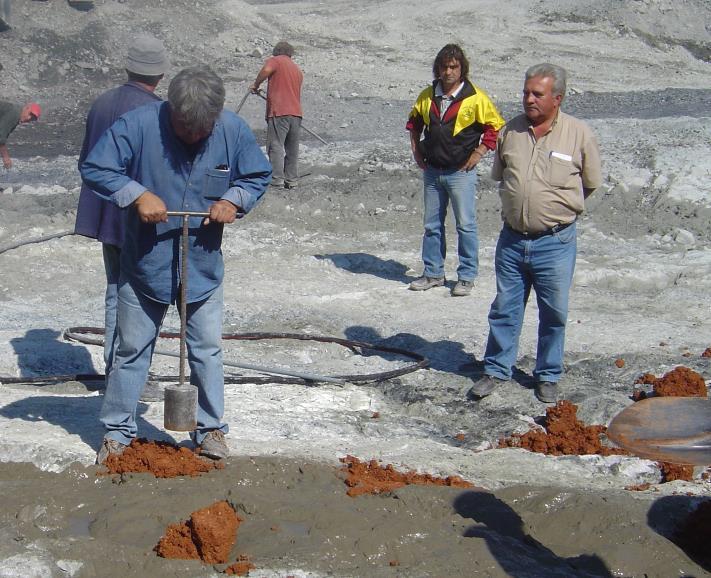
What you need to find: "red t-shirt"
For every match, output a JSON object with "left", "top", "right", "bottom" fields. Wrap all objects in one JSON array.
[{"left": 265, "top": 55, "right": 303, "bottom": 118}]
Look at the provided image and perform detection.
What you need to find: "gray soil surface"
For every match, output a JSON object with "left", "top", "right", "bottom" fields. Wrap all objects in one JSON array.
[{"left": 0, "top": 0, "right": 710, "bottom": 576}]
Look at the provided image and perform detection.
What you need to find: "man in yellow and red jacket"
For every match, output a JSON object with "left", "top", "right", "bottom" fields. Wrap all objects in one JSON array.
[{"left": 407, "top": 44, "right": 504, "bottom": 296}]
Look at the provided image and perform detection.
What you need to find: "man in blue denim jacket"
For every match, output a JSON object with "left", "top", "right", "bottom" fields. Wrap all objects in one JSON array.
[{"left": 81, "top": 66, "right": 272, "bottom": 464}]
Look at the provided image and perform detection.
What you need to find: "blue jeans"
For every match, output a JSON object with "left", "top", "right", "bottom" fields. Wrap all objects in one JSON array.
[
  {"left": 483, "top": 223, "right": 577, "bottom": 383},
  {"left": 421, "top": 167, "right": 478, "bottom": 281},
  {"left": 102, "top": 243, "right": 121, "bottom": 382},
  {"left": 100, "top": 280, "right": 227, "bottom": 445}
]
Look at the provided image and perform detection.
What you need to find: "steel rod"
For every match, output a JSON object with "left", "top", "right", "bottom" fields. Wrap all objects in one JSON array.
[
  {"left": 256, "top": 90, "right": 329, "bottom": 145},
  {"left": 179, "top": 214, "right": 188, "bottom": 386}
]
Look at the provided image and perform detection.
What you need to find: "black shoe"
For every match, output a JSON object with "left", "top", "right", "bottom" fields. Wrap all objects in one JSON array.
[
  {"left": 467, "top": 375, "right": 505, "bottom": 399},
  {"left": 535, "top": 381, "right": 559, "bottom": 403}
]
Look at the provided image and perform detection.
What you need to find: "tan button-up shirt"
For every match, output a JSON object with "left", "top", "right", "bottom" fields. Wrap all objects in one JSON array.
[{"left": 491, "top": 111, "right": 602, "bottom": 234}]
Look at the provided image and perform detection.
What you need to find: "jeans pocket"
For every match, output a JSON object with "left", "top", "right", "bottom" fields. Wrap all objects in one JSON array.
[
  {"left": 204, "top": 169, "right": 230, "bottom": 200},
  {"left": 555, "top": 223, "right": 577, "bottom": 244}
]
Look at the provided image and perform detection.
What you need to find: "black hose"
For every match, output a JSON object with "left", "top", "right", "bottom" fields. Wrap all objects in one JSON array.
[
  {"left": 0, "top": 230, "right": 75, "bottom": 255},
  {"left": 52, "top": 326, "right": 428, "bottom": 385}
]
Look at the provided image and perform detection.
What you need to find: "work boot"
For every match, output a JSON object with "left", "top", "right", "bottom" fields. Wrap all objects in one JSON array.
[
  {"left": 451, "top": 279, "right": 474, "bottom": 297},
  {"left": 409, "top": 276, "right": 445, "bottom": 291},
  {"left": 535, "top": 381, "right": 559, "bottom": 403},
  {"left": 96, "top": 437, "right": 127, "bottom": 465},
  {"left": 270, "top": 177, "right": 284, "bottom": 188},
  {"left": 467, "top": 375, "right": 505, "bottom": 399},
  {"left": 199, "top": 430, "right": 229, "bottom": 460},
  {"left": 284, "top": 180, "right": 298, "bottom": 190}
]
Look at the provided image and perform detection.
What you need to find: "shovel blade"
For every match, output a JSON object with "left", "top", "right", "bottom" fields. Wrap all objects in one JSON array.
[
  {"left": 607, "top": 397, "right": 711, "bottom": 465},
  {"left": 163, "top": 384, "right": 198, "bottom": 431}
]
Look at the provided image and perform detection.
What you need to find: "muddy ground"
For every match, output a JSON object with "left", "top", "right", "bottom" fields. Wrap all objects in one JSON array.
[{"left": 0, "top": 0, "right": 710, "bottom": 576}]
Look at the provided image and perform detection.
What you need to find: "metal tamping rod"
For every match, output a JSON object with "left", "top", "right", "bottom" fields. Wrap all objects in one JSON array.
[{"left": 163, "top": 210, "right": 209, "bottom": 431}]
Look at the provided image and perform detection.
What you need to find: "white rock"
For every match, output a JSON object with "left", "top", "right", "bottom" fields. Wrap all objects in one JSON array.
[{"left": 672, "top": 228, "right": 695, "bottom": 246}]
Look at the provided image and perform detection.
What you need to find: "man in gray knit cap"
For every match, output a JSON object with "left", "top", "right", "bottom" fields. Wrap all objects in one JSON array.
[{"left": 75, "top": 33, "right": 169, "bottom": 389}]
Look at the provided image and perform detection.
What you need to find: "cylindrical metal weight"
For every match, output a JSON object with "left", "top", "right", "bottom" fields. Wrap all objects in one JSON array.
[{"left": 163, "top": 383, "right": 199, "bottom": 431}]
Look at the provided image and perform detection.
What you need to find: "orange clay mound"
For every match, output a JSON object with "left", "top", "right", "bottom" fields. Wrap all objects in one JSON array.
[
  {"left": 102, "top": 438, "right": 224, "bottom": 478},
  {"left": 498, "top": 400, "right": 625, "bottom": 456},
  {"left": 634, "top": 366, "right": 707, "bottom": 398},
  {"left": 659, "top": 462, "right": 694, "bottom": 483},
  {"left": 339, "top": 455, "right": 473, "bottom": 497},
  {"left": 701, "top": 347, "right": 711, "bottom": 358},
  {"left": 224, "top": 555, "right": 256, "bottom": 576},
  {"left": 674, "top": 501, "right": 711, "bottom": 568},
  {"left": 155, "top": 500, "right": 240, "bottom": 564}
]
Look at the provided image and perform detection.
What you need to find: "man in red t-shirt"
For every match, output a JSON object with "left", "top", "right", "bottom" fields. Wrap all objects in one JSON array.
[{"left": 250, "top": 41, "right": 303, "bottom": 189}]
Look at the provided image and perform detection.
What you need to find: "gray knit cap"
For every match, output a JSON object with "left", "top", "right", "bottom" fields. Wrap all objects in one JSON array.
[{"left": 126, "top": 34, "right": 168, "bottom": 76}]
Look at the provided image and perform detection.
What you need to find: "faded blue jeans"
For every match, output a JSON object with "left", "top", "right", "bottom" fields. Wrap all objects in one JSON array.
[
  {"left": 100, "top": 280, "right": 227, "bottom": 445},
  {"left": 102, "top": 243, "right": 121, "bottom": 383},
  {"left": 483, "top": 223, "right": 577, "bottom": 383},
  {"left": 421, "top": 167, "right": 479, "bottom": 281}
]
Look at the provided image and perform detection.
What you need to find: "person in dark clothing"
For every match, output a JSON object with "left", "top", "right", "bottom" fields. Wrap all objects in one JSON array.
[
  {"left": 406, "top": 44, "right": 504, "bottom": 297},
  {"left": 75, "top": 33, "right": 169, "bottom": 384}
]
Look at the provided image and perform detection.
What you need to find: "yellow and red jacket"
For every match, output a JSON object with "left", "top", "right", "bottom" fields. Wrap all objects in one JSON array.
[{"left": 406, "top": 79, "right": 505, "bottom": 169}]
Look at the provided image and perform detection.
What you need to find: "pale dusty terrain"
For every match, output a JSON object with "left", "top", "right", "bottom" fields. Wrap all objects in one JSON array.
[{"left": 0, "top": 0, "right": 710, "bottom": 576}]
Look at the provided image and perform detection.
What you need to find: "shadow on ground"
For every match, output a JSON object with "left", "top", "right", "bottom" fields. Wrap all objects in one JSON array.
[
  {"left": 315, "top": 252, "right": 411, "bottom": 283},
  {"left": 454, "top": 490, "right": 615, "bottom": 577},
  {"left": 0, "top": 395, "right": 173, "bottom": 452}
]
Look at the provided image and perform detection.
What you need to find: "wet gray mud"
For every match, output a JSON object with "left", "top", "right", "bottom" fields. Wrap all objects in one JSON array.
[{"left": 0, "top": 458, "right": 706, "bottom": 578}]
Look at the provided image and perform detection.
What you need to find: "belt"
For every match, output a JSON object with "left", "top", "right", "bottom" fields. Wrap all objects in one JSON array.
[{"left": 505, "top": 220, "right": 575, "bottom": 240}]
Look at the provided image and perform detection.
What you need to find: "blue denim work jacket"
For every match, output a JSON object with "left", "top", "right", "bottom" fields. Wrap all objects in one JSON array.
[{"left": 81, "top": 101, "right": 272, "bottom": 304}]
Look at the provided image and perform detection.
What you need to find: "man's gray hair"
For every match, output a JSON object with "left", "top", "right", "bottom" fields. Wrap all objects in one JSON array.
[
  {"left": 168, "top": 66, "right": 225, "bottom": 134},
  {"left": 525, "top": 63, "right": 567, "bottom": 99},
  {"left": 272, "top": 41, "right": 294, "bottom": 57}
]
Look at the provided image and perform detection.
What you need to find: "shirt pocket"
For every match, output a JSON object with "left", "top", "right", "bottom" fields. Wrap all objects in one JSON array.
[
  {"left": 203, "top": 168, "right": 231, "bottom": 200},
  {"left": 547, "top": 156, "right": 575, "bottom": 188}
]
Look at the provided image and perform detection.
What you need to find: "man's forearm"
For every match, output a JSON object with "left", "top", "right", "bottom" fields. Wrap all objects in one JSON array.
[
  {"left": 0, "top": 144, "right": 10, "bottom": 164},
  {"left": 409, "top": 130, "right": 422, "bottom": 153}
]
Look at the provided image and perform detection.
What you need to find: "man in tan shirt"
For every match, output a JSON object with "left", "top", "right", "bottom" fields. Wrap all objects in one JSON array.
[{"left": 469, "top": 63, "right": 602, "bottom": 403}]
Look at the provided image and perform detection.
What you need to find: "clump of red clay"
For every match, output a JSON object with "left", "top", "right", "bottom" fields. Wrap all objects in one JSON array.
[
  {"left": 674, "top": 501, "right": 711, "bottom": 568},
  {"left": 224, "top": 555, "right": 256, "bottom": 576},
  {"left": 701, "top": 347, "right": 711, "bottom": 358},
  {"left": 498, "top": 400, "right": 625, "bottom": 456},
  {"left": 155, "top": 500, "right": 240, "bottom": 564},
  {"left": 633, "top": 366, "right": 707, "bottom": 399},
  {"left": 659, "top": 462, "right": 694, "bottom": 482},
  {"left": 339, "top": 455, "right": 473, "bottom": 497},
  {"left": 630, "top": 366, "right": 705, "bottom": 482},
  {"left": 101, "top": 438, "right": 224, "bottom": 478}
]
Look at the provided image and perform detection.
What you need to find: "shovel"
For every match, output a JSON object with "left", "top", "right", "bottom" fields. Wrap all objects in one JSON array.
[
  {"left": 162, "top": 211, "right": 209, "bottom": 431},
  {"left": 607, "top": 397, "right": 711, "bottom": 465}
]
